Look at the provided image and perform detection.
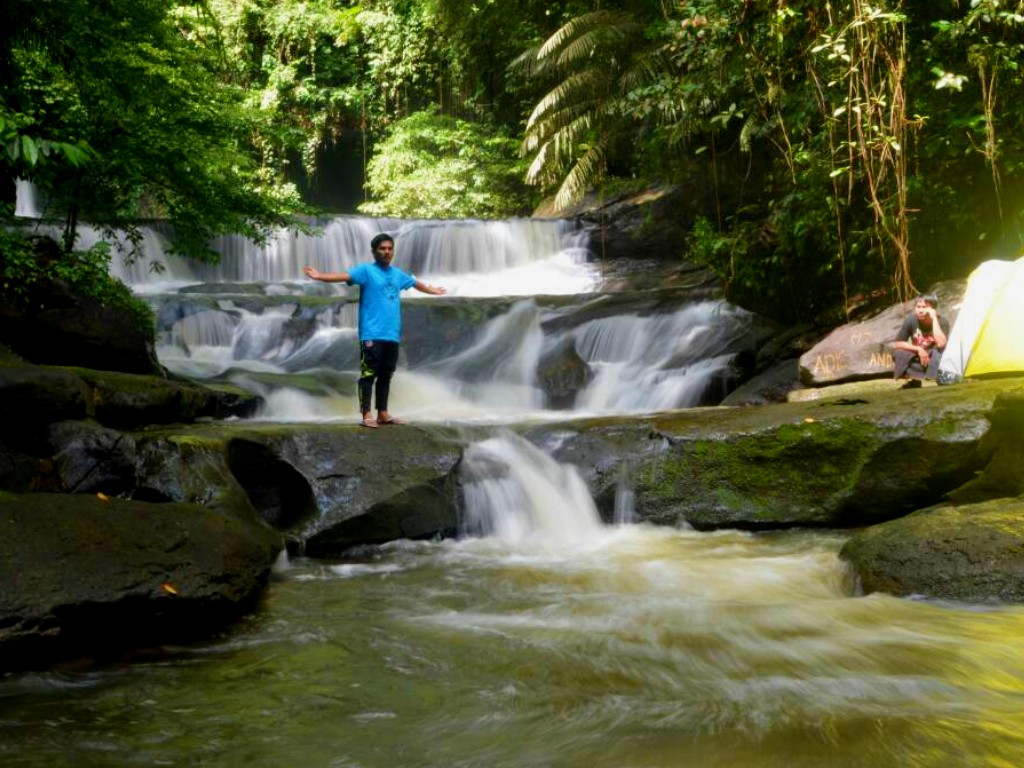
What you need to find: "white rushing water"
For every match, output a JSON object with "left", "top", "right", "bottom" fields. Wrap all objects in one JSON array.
[
  {"left": 164, "top": 296, "right": 754, "bottom": 422},
  {"left": 13, "top": 180, "right": 756, "bottom": 417},
  {"left": 459, "top": 431, "right": 604, "bottom": 545},
  {"left": 105, "top": 216, "right": 601, "bottom": 297}
]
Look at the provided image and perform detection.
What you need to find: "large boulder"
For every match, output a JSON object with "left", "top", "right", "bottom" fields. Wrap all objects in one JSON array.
[
  {"left": 720, "top": 358, "right": 800, "bottom": 406},
  {"left": 798, "top": 281, "right": 965, "bottom": 387},
  {"left": 0, "top": 492, "right": 282, "bottom": 671},
  {"left": 130, "top": 423, "right": 465, "bottom": 555},
  {"left": 841, "top": 498, "right": 1024, "bottom": 602},
  {"left": 559, "top": 186, "right": 696, "bottom": 263},
  {"left": 130, "top": 379, "right": 1023, "bottom": 547},
  {"left": 537, "top": 379, "right": 1020, "bottom": 530},
  {"left": 48, "top": 420, "right": 136, "bottom": 495},
  {"left": 0, "top": 363, "right": 258, "bottom": 437},
  {"left": 240, "top": 425, "right": 464, "bottom": 554},
  {"left": 537, "top": 337, "right": 593, "bottom": 408},
  {"left": 948, "top": 387, "right": 1024, "bottom": 504}
]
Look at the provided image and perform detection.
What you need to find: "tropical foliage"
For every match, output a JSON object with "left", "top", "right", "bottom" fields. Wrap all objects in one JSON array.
[
  {"left": 3, "top": 0, "right": 1024, "bottom": 323},
  {"left": 1, "top": 0, "right": 305, "bottom": 259},
  {"left": 513, "top": 0, "right": 1024, "bottom": 320},
  {"left": 360, "top": 109, "right": 532, "bottom": 219}
]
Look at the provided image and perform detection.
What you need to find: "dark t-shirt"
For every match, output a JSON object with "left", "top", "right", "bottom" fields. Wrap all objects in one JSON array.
[{"left": 896, "top": 313, "right": 950, "bottom": 350}]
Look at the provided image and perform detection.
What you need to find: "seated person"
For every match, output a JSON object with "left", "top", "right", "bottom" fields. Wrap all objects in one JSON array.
[{"left": 892, "top": 293, "right": 949, "bottom": 384}]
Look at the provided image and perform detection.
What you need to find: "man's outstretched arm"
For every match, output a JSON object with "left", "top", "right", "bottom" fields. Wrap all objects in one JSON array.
[
  {"left": 304, "top": 266, "right": 352, "bottom": 283},
  {"left": 413, "top": 279, "right": 447, "bottom": 296}
]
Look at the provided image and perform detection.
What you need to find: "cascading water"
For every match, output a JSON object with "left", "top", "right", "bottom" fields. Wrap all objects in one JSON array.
[
  {"left": 114, "top": 216, "right": 597, "bottom": 296},
  {"left": 131, "top": 212, "right": 761, "bottom": 419},
  {"left": 459, "top": 431, "right": 604, "bottom": 544},
  {"left": 14, "top": 179, "right": 41, "bottom": 218}
]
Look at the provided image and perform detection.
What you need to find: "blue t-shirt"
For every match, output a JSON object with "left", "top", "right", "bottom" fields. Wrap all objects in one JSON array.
[{"left": 348, "top": 262, "right": 417, "bottom": 342}]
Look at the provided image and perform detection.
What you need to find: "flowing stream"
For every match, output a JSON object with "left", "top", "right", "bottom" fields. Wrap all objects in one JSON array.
[{"left": 7, "top": 204, "right": 1024, "bottom": 765}]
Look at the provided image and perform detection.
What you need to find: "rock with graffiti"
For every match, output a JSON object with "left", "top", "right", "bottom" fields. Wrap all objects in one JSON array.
[{"left": 799, "top": 282, "right": 964, "bottom": 387}]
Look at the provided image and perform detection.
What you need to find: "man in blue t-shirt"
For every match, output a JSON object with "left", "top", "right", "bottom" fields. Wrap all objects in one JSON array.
[{"left": 303, "top": 233, "right": 447, "bottom": 427}]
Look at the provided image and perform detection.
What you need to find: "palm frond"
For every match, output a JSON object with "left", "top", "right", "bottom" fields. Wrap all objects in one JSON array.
[
  {"left": 523, "top": 101, "right": 595, "bottom": 146},
  {"left": 508, "top": 44, "right": 544, "bottom": 78},
  {"left": 555, "top": 22, "right": 641, "bottom": 69},
  {"left": 618, "top": 47, "right": 673, "bottom": 93},
  {"left": 525, "top": 68, "right": 607, "bottom": 129},
  {"left": 549, "top": 113, "right": 595, "bottom": 160},
  {"left": 553, "top": 144, "right": 607, "bottom": 211},
  {"left": 525, "top": 112, "right": 597, "bottom": 184},
  {"left": 525, "top": 141, "right": 552, "bottom": 183},
  {"left": 537, "top": 10, "right": 633, "bottom": 61}
]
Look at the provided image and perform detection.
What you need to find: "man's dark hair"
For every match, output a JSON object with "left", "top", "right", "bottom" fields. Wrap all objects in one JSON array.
[
  {"left": 370, "top": 233, "right": 394, "bottom": 251},
  {"left": 917, "top": 293, "right": 939, "bottom": 309}
]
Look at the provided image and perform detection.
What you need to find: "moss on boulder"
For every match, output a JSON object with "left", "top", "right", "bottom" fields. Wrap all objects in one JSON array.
[
  {"left": 841, "top": 498, "right": 1024, "bottom": 602},
  {"left": 537, "top": 379, "right": 1010, "bottom": 529}
]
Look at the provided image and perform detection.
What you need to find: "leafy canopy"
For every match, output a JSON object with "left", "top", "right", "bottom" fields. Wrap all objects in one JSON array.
[
  {"left": 360, "top": 108, "right": 534, "bottom": 219},
  {"left": 2, "top": 0, "right": 305, "bottom": 259}
]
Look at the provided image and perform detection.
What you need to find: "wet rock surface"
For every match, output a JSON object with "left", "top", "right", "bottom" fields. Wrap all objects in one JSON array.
[
  {"left": 0, "top": 492, "right": 282, "bottom": 671},
  {"left": 5, "top": 356, "right": 1024, "bottom": 665},
  {"left": 841, "top": 498, "right": 1024, "bottom": 602},
  {"left": 0, "top": 271, "right": 162, "bottom": 376},
  {"left": 537, "top": 380, "right": 1012, "bottom": 530}
]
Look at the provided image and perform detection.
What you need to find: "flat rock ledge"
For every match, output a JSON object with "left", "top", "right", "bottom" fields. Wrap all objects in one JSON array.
[
  {"left": 841, "top": 497, "right": 1024, "bottom": 602},
  {"left": 0, "top": 492, "right": 283, "bottom": 671}
]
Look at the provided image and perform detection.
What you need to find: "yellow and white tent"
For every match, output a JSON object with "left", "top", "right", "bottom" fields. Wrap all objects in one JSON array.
[{"left": 939, "top": 256, "right": 1024, "bottom": 382}]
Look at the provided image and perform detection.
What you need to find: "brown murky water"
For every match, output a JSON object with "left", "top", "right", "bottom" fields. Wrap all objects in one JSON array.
[{"left": 3, "top": 526, "right": 1024, "bottom": 767}]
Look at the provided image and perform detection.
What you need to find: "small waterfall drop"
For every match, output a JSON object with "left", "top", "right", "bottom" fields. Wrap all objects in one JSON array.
[
  {"left": 14, "top": 179, "right": 41, "bottom": 218},
  {"left": 572, "top": 301, "right": 751, "bottom": 411},
  {"left": 459, "top": 432, "right": 604, "bottom": 544},
  {"left": 425, "top": 300, "right": 545, "bottom": 411}
]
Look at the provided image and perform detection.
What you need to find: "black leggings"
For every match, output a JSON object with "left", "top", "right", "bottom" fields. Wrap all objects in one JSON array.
[{"left": 358, "top": 340, "right": 400, "bottom": 414}]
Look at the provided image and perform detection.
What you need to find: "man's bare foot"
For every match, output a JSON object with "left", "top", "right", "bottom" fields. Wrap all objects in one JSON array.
[
  {"left": 360, "top": 416, "right": 380, "bottom": 428},
  {"left": 377, "top": 414, "right": 405, "bottom": 425}
]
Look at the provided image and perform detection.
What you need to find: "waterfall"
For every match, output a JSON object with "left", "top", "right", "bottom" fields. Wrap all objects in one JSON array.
[
  {"left": 14, "top": 180, "right": 41, "bottom": 218},
  {"left": 459, "top": 432, "right": 604, "bottom": 544},
  {"left": 12, "top": 197, "right": 763, "bottom": 415},
  {"left": 106, "top": 216, "right": 598, "bottom": 296},
  {"left": 151, "top": 292, "right": 757, "bottom": 419},
  {"left": 423, "top": 300, "right": 545, "bottom": 411},
  {"left": 571, "top": 301, "right": 752, "bottom": 411}
]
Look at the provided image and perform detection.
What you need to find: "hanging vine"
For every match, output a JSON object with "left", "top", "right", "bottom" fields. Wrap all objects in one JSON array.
[{"left": 811, "top": 1, "right": 916, "bottom": 302}]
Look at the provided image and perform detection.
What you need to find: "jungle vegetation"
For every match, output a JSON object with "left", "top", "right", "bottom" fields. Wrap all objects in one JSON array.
[{"left": 2, "top": 0, "right": 1023, "bottom": 322}]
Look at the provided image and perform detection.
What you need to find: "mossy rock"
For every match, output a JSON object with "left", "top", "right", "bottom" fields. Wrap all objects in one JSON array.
[
  {"left": 140, "top": 422, "right": 465, "bottom": 554},
  {"left": 563, "top": 380, "right": 1009, "bottom": 529},
  {"left": 948, "top": 387, "right": 1024, "bottom": 504},
  {"left": 0, "top": 363, "right": 259, "bottom": 435},
  {"left": 0, "top": 491, "right": 282, "bottom": 670},
  {"left": 841, "top": 498, "right": 1024, "bottom": 602}
]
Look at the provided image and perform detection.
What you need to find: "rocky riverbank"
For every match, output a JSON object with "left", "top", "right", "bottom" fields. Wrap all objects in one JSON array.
[
  {"left": 5, "top": 254, "right": 1024, "bottom": 670},
  {"left": 5, "top": 340, "right": 1024, "bottom": 670}
]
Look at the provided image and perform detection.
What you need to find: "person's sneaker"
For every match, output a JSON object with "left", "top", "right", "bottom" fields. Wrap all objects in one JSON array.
[{"left": 901, "top": 379, "right": 923, "bottom": 389}]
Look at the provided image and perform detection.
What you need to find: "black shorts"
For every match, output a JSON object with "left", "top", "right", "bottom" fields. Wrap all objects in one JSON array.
[{"left": 359, "top": 340, "right": 399, "bottom": 379}]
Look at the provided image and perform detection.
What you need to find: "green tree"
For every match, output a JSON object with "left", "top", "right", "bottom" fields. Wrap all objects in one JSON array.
[
  {"left": 2, "top": 0, "right": 304, "bottom": 259},
  {"left": 359, "top": 108, "right": 534, "bottom": 219},
  {"left": 513, "top": 9, "right": 651, "bottom": 211}
]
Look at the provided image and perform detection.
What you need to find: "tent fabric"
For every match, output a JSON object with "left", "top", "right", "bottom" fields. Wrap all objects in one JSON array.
[
  {"left": 964, "top": 256, "right": 1024, "bottom": 378},
  {"left": 938, "top": 255, "right": 1024, "bottom": 382},
  {"left": 938, "top": 259, "right": 1016, "bottom": 382}
]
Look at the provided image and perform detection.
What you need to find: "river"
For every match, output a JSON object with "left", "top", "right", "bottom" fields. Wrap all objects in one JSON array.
[{"left": 5, "top": 526, "right": 1024, "bottom": 766}]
